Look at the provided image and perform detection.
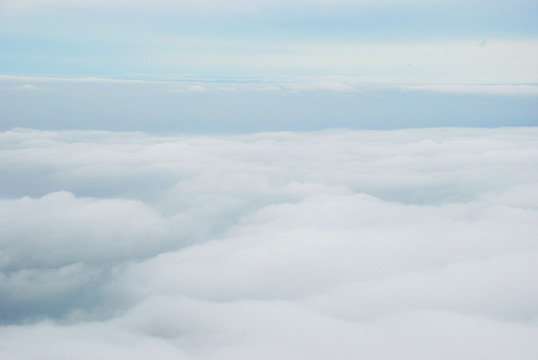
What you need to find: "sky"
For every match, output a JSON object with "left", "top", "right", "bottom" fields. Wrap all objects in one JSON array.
[
  {"left": 1, "top": 1, "right": 538, "bottom": 359},
  {"left": 1, "top": 0, "right": 537, "bottom": 131},
  {"left": 1, "top": 0, "right": 537, "bottom": 80}
]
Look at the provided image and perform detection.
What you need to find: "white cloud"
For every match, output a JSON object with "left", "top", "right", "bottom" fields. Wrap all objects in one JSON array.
[
  {"left": 0, "top": 191, "right": 196, "bottom": 269},
  {"left": 0, "top": 320, "right": 190, "bottom": 360},
  {"left": 1, "top": 127, "right": 538, "bottom": 358},
  {"left": 13, "top": 84, "right": 38, "bottom": 91},
  {"left": 282, "top": 81, "right": 356, "bottom": 93},
  {"left": 3, "top": 73, "right": 538, "bottom": 98},
  {"left": 172, "top": 84, "right": 208, "bottom": 93},
  {"left": 399, "top": 84, "right": 538, "bottom": 96}
]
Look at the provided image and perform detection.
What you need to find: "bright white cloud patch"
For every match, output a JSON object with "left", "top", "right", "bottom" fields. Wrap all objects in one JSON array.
[{"left": 1, "top": 128, "right": 538, "bottom": 359}]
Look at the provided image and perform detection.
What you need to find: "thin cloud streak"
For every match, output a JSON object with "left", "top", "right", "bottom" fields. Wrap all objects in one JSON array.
[
  {"left": 399, "top": 84, "right": 538, "bottom": 96},
  {"left": 2, "top": 74, "right": 538, "bottom": 95},
  {"left": 2, "top": 0, "right": 535, "bottom": 13}
]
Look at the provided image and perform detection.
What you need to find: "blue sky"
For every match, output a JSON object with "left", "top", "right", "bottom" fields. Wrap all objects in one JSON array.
[
  {"left": 1, "top": 0, "right": 537, "bottom": 131},
  {"left": 2, "top": 0, "right": 538, "bottom": 80}
]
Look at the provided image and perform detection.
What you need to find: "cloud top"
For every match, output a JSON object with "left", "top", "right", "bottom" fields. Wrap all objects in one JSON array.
[{"left": 1, "top": 127, "right": 538, "bottom": 358}]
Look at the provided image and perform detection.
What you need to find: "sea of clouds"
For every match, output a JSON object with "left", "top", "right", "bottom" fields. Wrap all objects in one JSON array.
[{"left": 1, "top": 127, "right": 538, "bottom": 359}]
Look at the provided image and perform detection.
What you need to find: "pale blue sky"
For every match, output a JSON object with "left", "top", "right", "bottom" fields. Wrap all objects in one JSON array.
[
  {"left": 1, "top": 0, "right": 537, "bottom": 131},
  {"left": 2, "top": 0, "right": 538, "bottom": 80}
]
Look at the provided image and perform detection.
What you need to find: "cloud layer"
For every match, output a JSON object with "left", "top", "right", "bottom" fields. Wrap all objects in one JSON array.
[
  {"left": 1, "top": 127, "right": 538, "bottom": 359},
  {"left": 2, "top": 76, "right": 538, "bottom": 132}
]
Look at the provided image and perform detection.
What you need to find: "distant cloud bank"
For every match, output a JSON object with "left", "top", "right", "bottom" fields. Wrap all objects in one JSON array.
[
  {"left": 1, "top": 127, "right": 537, "bottom": 359},
  {"left": 2, "top": 75, "right": 537, "bottom": 132}
]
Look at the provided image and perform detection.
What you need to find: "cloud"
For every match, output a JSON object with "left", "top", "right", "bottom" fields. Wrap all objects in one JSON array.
[
  {"left": 1, "top": 127, "right": 538, "bottom": 358},
  {"left": 399, "top": 84, "right": 538, "bottom": 96},
  {"left": 13, "top": 84, "right": 38, "bottom": 91},
  {"left": 0, "top": 0, "right": 463, "bottom": 12},
  {"left": 4, "top": 75, "right": 538, "bottom": 97},
  {"left": 2, "top": 0, "right": 533, "bottom": 14},
  {"left": 172, "top": 84, "right": 208, "bottom": 93},
  {"left": 282, "top": 81, "right": 356, "bottom": 93},
  {"left": 0, "top": 320, "right": 189, "bottom": 360}
]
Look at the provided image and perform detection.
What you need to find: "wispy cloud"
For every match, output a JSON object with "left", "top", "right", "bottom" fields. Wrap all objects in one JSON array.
[
  {"left": 2, "top": 0, "right": 535, "bottom": 13},
  {"left": 13, "top": 84, "right": 38, "bottom": 91},
  {"left": 399, "top": 84, "right": 538, "bottom": 96},
  {"left": 282, "top": 81, "right": 356, "bottom": 93}
]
